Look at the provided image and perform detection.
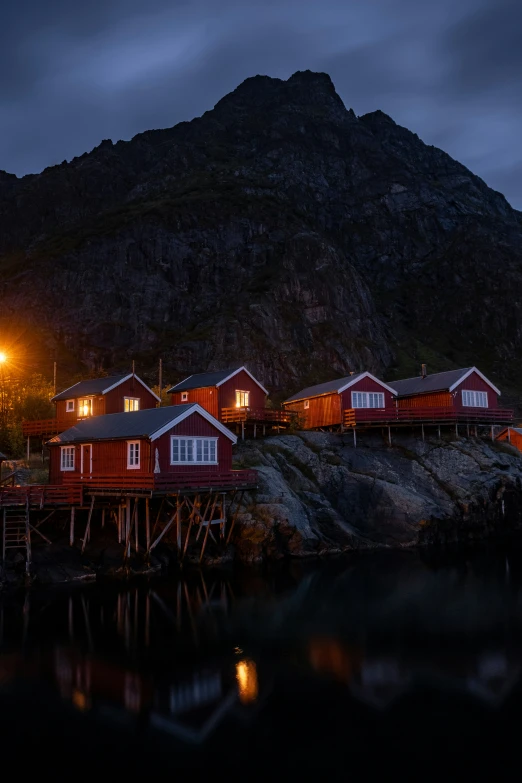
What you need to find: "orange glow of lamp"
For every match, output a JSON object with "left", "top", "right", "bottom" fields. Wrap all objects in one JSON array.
[{"left": 0, "top": 352, "right": 7, "bottom": 364}]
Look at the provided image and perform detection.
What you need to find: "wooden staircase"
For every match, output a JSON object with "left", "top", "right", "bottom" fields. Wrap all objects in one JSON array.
[{"left": 2, "top": 500, "right": 31, "bottom": 573}]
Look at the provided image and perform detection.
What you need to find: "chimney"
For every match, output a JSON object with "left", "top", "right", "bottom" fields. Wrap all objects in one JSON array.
[{"left": 421, "top": 364, "right": 427, "bottom": 379}]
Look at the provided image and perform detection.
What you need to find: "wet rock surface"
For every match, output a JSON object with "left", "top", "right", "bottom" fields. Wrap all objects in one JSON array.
[{"left": 230, "top": 431, "right": 522, "bottom": 562}]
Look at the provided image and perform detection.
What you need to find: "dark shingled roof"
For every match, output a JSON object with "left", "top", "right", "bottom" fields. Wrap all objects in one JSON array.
[
  {"left": 48, "top": 405, "right": 196, "bottom": 444},
  {"left": 167, "top": 369, "right": 242, "bottom": 394},
  {"left": 391, "top": 368, "right": 472, "bottom": 397},
  {"left": 285, "top": 374, "right": 365, "bottom": 403},
  {"left": 52, "top": 374, "right": 132, "bottom": 402}
]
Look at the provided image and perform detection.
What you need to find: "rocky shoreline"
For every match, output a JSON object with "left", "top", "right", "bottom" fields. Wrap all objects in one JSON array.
[
  {"left": 2, "top": 430, "right": 522, "bottom": 589},
  {"left": 229, "top": 430, "right": 522, "bottom": 562}
]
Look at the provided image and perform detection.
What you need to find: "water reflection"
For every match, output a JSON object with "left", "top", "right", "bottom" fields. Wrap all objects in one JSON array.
[{"left": 2, "top": 545, "right": 522, "bottom": 766}]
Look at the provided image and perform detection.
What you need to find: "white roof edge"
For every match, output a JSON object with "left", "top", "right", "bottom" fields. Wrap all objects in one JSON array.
[
  {"left": 150, "top": 403, "right": 237, "bottom": 444},
  {"left": 102, "top": 373, "right": 161, "bottom": 401},
  {"left": 337, "top": 371, "right": 398, "bottom": 396},
  {"left": 215, "top": 367, "right": 269, "bottom": 396},
  {"left": 50, "top": 380, "right": 84, "bottom": 402},
  {"left": 448, "top": 366, "right": 501, "bottom": 396},
  {"left": 167, "top": 374, "right": 194, "bottom": 393}
]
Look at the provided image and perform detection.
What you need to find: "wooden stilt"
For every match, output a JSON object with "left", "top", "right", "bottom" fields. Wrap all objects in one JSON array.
[
  {"left": 199, "top": 507, "right": 214, "bottom": 563},
  {"left": 26, "top": 436, "right": 30, "bottom": 462},
  {"left": 135, "top": 499, "right": 139, "bottom": 552},
  {"left": 467, "top": 423, "right": 470, "bottom": 437},
  {"left": 197, "top": 494, "right": 218, "bottom": 541},
  {"left": 254, "top": 424, "right": 257, "bottom": 439},
  {"left": 150, "top": 497, "right": 166, "bottom": 544},
  {"left": 263, "top": 425, "right": 266, "bottom": 436},
  {"left": 220, "top": 493, "right": 226, "bottom": 540},
  {"left": 81, "top": 496, "right": 95, "bottom": 554},
  {"left": 148, "top": 511, "right": 177, "bottom": 552},
  {"left": 70, "top": 506, "right": 75, "bottom": 546},
  {"left": 353, "top": 429, "right": 357, "bottom": 448},
  {"left": 124, "top": 499, "right": 138, "bottom": 559},
  {"left": 388, "top": 426, "right": 392, "bottom": 446},
  {"left": 421, "top": 423, "right": 425, "bottom": 442},
  {"left": 438, "top": 425, "right": 441, "bottom": 439},
  {"left": 101, "top": 508, "right": 105, "bottom": 529},
  {"left": 226, "top": 491, "right": 244, "bottom": 544},
  {"left": 241, "top": 421, "right": 245, "bottom": 441},
  {"left": 455, "top": 423, "right": 458, "bottom": 437},
  {"left": 145, "top": 497, "right": 150, "bottom": 552},
  {"left": 491, "top": 425, "right": 494, "bottom": 441}
]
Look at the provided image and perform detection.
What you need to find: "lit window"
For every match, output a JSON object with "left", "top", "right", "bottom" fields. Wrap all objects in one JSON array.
[
  {"left": 124, "top": 397, "right": 140, "bottom": 412},
  {"left": 60, "top": 446, "right": 75, "bottom": 471},
  {"left": 66, "top": 400, "right": 75, "bottom": 412},
  {"left": 127, "top": 441, "right": 140, "bottom": 469},
  {"left": 171, "top": 437, "right": 218, "bottom": 464},
  {"left": 462, "top": 390, "right": 488, "bottom": 408},
  {"left": 181, "top": 392, "right": 188, "bottom": 402},
  {"left": 78, "top": 398, "right": 92, "bottom": 418},
  {"left": 236, "top": 390, "right": 249, "bottom": 408},
  {"left": 304, "top": 400, "right": 310, "bottom": 409},
  {"left": 351, "top": 391, "right": 385, "bottom": 409}
]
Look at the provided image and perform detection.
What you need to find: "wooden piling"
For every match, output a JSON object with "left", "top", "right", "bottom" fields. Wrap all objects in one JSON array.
[
  {"left": 70, "top": 506, "right": 75, "bottom": 546},
  {"left": 145, "top": 497, "right": 150, "bottom": 552}
]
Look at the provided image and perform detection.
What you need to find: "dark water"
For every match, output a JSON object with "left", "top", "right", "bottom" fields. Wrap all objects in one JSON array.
[{"left": 2, "top": 543, "right": 522, "bottom": 772}]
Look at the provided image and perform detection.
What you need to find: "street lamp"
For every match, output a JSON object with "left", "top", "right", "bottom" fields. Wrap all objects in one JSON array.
[{"left": 0, "top": 351, "right": 6, "bottom": 364}]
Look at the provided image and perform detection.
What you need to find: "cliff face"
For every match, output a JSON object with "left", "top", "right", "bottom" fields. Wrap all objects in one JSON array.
[
  {"left": 1, "top": 70, "right": 522, "bottom": 396},
  {"left": 229, "top": 432, "right": 522, "bottom": 562}
]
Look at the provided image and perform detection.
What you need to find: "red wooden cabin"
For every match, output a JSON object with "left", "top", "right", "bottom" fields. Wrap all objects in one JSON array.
[
  {"left": 47, "top": 403, "right": 255, "bottom": 491},
  {"left": 283, "top": 372, "right": 398, "bottom": 429},
  {"left": 167, "top": 367, "right": 293, "bottom": 435},
  {"left": 496, "top": 427, "right": 522, "bottom": 453},
  {"left": 22, "top": 373, "right": 160, "bottom": 438},
  {"left": 391, "top": 366, "right": 512, "bottom": 424}
]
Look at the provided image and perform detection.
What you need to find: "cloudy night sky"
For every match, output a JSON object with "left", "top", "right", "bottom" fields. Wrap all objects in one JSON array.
[{"left": 1, "top": 0, "right": 521, "bottom": 208}]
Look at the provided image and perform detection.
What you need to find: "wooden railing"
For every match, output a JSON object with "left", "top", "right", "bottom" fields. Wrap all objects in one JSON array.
[
  {"left": 0, "top": 471, "right": 16, "bottom": 487},
  {"left": 221, "top": 407, "right": 295, "bottom": 425},
  {"left": 21, "top": 418, "right": 72, "bottom": 437},
  {"left": 344, "top": 406, "right": 514, "bottom": 426},
  {"left": 0, "top": 484, "right": 83, "bottom": 507},
  {"left": 63, "top": 469, "right": 258, "bottom": 492}
]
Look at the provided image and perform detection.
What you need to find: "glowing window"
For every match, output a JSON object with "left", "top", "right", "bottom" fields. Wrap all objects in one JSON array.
[{"left": 124, "top": 397, "right": 140, "bottom": 412}]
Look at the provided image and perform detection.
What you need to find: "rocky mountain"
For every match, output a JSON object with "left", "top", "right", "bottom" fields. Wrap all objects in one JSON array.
[{"left": 1, "top": 70, "right": 522, "bottom": 399}]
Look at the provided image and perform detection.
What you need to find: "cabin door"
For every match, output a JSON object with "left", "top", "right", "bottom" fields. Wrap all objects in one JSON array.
[{"left": 81, "top": 444, "right": 92, "bottom": 479}]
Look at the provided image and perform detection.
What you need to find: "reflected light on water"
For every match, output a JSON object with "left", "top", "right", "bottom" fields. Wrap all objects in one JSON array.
[
  {"left": 72, "top": 689, "right": 90, "bottom": 712},
  {"left": 236, "top": 659, "right": 258, "bottom": 704}
]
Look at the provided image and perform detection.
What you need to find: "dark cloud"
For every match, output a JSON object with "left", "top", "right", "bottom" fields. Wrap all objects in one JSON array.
[{"left": 1, "top": 0, "right": 521, "bottom": 209}]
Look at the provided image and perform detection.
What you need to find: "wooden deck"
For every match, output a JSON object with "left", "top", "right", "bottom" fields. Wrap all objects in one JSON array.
[
  {"left": 343, "top": 406, "right": 514, "bottom": 427},
  {"left": 21, "top": 418, "right": 72, "bottom": 437},
  {"left": 0, "top": 470, "right": 257, "bottom": 508},
  {"left": 221, "top": 407, "right": 295, "bottom": 426}
]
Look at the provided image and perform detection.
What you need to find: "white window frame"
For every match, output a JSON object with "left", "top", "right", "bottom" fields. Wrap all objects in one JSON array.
[
  {"left": 235, "top": 390, "right": 250, "bottom": 408},
  {"left": 351, "top": 391, "right": 385, "bottom": 409},
  {"left": 124, "top": 396, "right": 140, "bottom": 412},
  {"left": 171, "top": 437, "right": 218, "bottom": 465},
  {"left": 127, "top": 441, "right": 141, "bottom": 469},
  {"left": 181, "top": 392, "right": 189, "bottom": 402},
  {"left": 60, "top": 446, "right": 75, "bottom": 471},
  {"left": 462, "top": 389, "right": 488, "bottom": 408},
  {"left": 66, "top": 400, "right": 75, "bottom": 412}
]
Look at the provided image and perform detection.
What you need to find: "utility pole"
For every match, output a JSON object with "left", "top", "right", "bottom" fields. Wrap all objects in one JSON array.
[
  {"left": 132, "top": 360, "right": 135, "bottom": 375},
  {"left": 53, "top": 361, "right": 57, "bottom": 396},
  {"left": 158, "top": 358, "right": 163, "bottom": 407}
]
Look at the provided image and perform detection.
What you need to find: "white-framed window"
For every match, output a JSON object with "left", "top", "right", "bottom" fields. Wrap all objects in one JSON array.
[
  {"left": 235, "top": 390, "right": 249, "bottom": 408},
  {"left": 351, "top": 391, "right": 385, "bottom": 409},
  {"left": 127, "top": 441, "right": 140, "bottom": 469},
  {"left": 66, "top": 400, "right": 75, "bottom": 412},
  {"left": 462, "top": 390, "right": 488, "bottom": 408},
  {"left": 124, "top": 397, "right": 140, "bottom": 412},
  {"left": 78, "top": 398, "right": 92, "bottom": 418},
  {"left": 304, "top": 400, "right": 310, "bottom": 409},
  {"left": 171, "top": 437, "right": 218, "bottom": 465},
  {"left": 60, "top": 446, "right": 75, "bottom": 471},
  {"left": 181, "top": 392, "right": 189, "bottom": 402}
]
